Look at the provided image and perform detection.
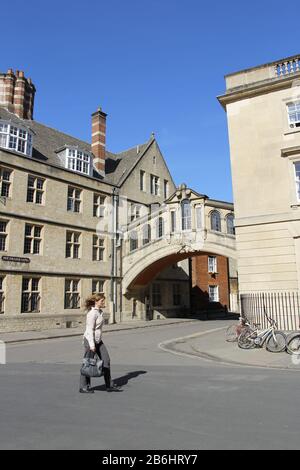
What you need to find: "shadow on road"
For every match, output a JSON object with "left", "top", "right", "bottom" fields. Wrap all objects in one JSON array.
[{"left": 92, "top": 370, "right": 147, "bottom": 392}]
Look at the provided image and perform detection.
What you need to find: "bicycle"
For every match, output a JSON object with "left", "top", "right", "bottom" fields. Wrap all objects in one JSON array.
[
  {"left": 237, "top": 315, "right": 286, "bottom": 352},
  {"left": 225, "top": 316, "right": 250, "bottom": 342},
  {"left": 286, "top": 327, "right": 300, "bottom": 355}
]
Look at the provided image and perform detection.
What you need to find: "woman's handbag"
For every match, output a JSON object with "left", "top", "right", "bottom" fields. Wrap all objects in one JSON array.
[{"left": 80, "top": 352, "right": 103, "bottom": 378}]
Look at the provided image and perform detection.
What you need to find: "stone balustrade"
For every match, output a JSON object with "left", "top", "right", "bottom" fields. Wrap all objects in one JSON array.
[{"left": 275, "top": 57, "right": 300, "bottom": 77}]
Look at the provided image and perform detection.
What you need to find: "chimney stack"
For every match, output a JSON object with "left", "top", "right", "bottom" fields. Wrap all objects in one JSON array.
[
  {"left": 0, "top": 69, "right": 35, "bottom": 119},
  {"left": 91, "top": 107, "right": 107, "bottom": 174}
]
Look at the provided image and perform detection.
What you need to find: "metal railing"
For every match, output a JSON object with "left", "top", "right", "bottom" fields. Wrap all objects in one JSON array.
[{"left": 241, "top": 291, "right": 300, "bottom": 331}]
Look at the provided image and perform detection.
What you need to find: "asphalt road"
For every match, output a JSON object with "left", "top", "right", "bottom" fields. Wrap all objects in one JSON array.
[{"left": 1, "top": 320, "right": 300, "bottom": 450}]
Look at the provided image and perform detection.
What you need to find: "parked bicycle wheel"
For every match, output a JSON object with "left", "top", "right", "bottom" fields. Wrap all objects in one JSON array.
[
  {"left": 286, "top": 334, "right": 300, "bottom": 355},
  {"left": 238, "top": 329, "right": 255, "bottom": 349},
  {"left": 226, "top": 325, "right": 238, "bottom": 342},
  {"left": 266, "top": 332, "right": 286, "bottom": 353}
]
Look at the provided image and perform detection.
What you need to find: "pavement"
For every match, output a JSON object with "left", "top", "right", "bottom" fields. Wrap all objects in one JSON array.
[{"left": 1, "top": 317, "right": 299, "bottom": 370}]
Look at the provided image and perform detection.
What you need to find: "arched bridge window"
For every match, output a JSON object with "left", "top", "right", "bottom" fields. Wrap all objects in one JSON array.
[
  {"left": 143, "top": 224, "right": 151, "bottom": 245},
  {"left": 210, "top": 210, "right": 221, "bottom": 232},
  {"left": 226, "top": 214, "right": 235, "bottom": 235},
  {"left": 130, "top": 231, "right": 138, "bottom": 251},
  {"left": 181, "top": 199, "right": 191, "bottom": 230}
]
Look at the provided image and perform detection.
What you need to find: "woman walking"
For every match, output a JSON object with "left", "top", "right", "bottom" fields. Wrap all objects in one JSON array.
[{"left": 79, "top": 293, "right": 117, "bottom": 393}]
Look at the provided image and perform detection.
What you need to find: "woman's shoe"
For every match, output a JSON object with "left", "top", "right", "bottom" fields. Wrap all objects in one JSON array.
[{"left": 79, "top": 387, "right": 94, "bottom": 394}]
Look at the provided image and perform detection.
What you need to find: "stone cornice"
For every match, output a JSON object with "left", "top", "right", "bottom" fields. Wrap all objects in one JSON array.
[{"left": 218, "top": 73, "right": 300, "bottom": 110}]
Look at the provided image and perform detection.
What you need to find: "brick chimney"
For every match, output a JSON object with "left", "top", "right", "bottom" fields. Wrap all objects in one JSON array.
[
  {"left": 0, "top": 69, "right": 35, "bottom": 119},
  {"left": 91, "top": 107, "right": 107, "bottom": 174}
]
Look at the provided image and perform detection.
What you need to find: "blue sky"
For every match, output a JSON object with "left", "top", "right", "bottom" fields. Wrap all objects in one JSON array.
[{"left": 1, "top": 0, "right": 299, "bottom": 202}]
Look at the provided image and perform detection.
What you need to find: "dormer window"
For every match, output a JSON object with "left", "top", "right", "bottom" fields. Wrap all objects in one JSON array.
[
  {"left": 66, "top": 148, "right": 92, "bottom": 176},
  {"left": 0, "top": 121, "right": 33, "bottom": 156},
  {"left": 287, "top": 102, "right": 300, "bottom": 128}
]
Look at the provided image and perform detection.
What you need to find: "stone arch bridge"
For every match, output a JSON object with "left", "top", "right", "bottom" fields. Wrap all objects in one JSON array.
[{"left": 121, "top": 186, "right": 236, "bottom": 297}]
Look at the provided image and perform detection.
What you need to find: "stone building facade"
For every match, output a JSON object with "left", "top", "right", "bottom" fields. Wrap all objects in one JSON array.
[
  {"left": 0, "top": 69, "right": 236, "bottom": 332},
  {"left": 218, "top": 54, "right": 300, "bottom": 296}
]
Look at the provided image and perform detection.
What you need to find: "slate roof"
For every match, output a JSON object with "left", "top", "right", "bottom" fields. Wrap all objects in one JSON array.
[{"left": 0, "top": 107, "right": 150, "bottom": 186}]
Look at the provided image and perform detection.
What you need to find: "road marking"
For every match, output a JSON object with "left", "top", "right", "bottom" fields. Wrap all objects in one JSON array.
[
  {"left": 158, "top": 327, "right": 227, "bottom": 362},
  {"left": 159, "top": 327, "right": 300, "bottom": 372}
]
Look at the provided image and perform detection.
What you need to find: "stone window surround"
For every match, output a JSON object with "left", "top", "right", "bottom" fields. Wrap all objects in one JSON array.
[
  {"left": 282, "top": 93, "right": 300, "bottom": 136},
  {"left": 64, "top": 278, "right": 80, "bottom": 309},
  {"left": 0, "top": 219, "right": 8, "bottom": 252},
  {"left": 21, "top": 277, "right": 41, "bottom": 313},
  {"left": 226, "top": 213, "right": 235, "bottom": 235},
  {"left": 24, "top": 223, "right": 43, "bottom": 255},
  {"left": 0, "top": 166, "right": 12, "bottom": 199},
  {"left": 140, "top": 170, "right": 146, "bottom": 192},
  {"left": 210, "top": 210, "right": 222, "bottom": 232},
  {"left": 92, "top": 234, "right": 105, "bottom": 261},
  {"left": 66, "top": 230, "right": 81, "bottom": 259},
  {"left": 150, "top": 174, "right": 160, "bottom": 196},
  {"left": 281, "top": 146, "right": 300, "bottom": 207},
  {"left": 93, "top": 193, "right": 106, "bottom": 218},
  {"left": 92, "top": 278, "right": 105, "bottom": 295},
  {"left": 67, "top": 186, "right": 82, "bottom": 213},
  {"left": 26, "top": 174, "right": 45, "bottom": 205}
]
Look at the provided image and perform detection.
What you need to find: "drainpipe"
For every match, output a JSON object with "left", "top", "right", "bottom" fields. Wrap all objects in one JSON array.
[{"left": 110, "top": 187, "right": 119, "bottom": 324}]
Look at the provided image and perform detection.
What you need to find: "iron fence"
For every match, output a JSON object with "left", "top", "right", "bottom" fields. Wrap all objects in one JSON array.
[{"left": 240, "top": 292, "right": 300, "bottom": 331}]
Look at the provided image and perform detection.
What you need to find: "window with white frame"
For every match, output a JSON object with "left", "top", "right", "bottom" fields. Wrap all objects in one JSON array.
[
  {"left": 0, "top": 220, "right": 8, "bottom": 251},
  {"left": 27, "top": 175, "right": 45, "bottom": 204},
  {"left": 0, "top": 121, "right": 33, "bottom": 156},
  {"left": 208, "top": 256, "right": 217, "bottom": 273},
  {"left": 67, "top": 186, "right": 81, "bottom": 212},
  {"left": 21, "top": 277, "right": 40, "bottom": 313},
  {"left": 64, "top": 279, "right": 80, "bottom": 309},
  {"left": 150, "top": 174, "right": 159, "bottom": 195},
  {"left": 140, "top": 170, "right": 145, "bottom": 191},
  {"left": 93, "top": 193, "right": 105, "bottom": 217},
  {"left": 66, "top": 148, "right": 91, "bottom": 175},
  {"left": 92, "top": 279, "right": 105, "bottom": 295},
  {"left": 66, "top": 231, "right": 81, "bottom": 258},
  {"left": 287, "top": 102, "right": 300, "bottom": 129},
  {"left": 211, "top": 210, "right": 221, "bottom": 232},
  {"left": 294, "top": 162, "right": 300, "bottom": 201},
  {"left": 208, "top": 285, "right": 219, "bottom": 302},
  {"left": 0, "top": 167, "right": 12, "bottom": 198},
  {"left": 24, "top": 224, "right": 42, "bottom": 254},
  {"left": 93, "top": 235, "right": 105, "bottom": 261},
  {"left": 0, "top": 276, "right": 4, "bottom": 313}
]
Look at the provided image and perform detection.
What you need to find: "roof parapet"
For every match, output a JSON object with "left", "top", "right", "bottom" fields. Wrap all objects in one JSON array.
[{"left": 225, "top": 54, "right": 300, "bottom": 91}]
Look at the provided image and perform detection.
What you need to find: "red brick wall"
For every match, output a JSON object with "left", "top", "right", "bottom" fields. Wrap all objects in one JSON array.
[{"left": 191, "top": 253, "right": 229, "bottom": 311}]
